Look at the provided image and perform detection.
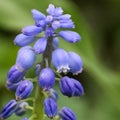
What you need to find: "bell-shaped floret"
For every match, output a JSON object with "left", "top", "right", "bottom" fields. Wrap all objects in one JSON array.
[
  {"left": 15, "top": 80, "right": 33, "bottom": 100},
  {"left": 31, "top": 9, "right": 46, "bottom": 21},
  {"left": 16, "top": 46, "right": 36, "bottom": 70},
  {"left": 71, "top": 78, "right": 84, "bottom": 96},
  {"left": 59, "top": 30, "right": 81, "bottom": 43},
  {"left": 38, "top": 68, "right": 55, "bottom": 91},
  {"left": 14, "top": 33, "right": 34, "bottom": 47},
  {"left": 0, "top": 100, "right": 17, "bottom": 119},
  {"left": 22, "top": 25, "right": 43, "bottom": 36},
  {"left": 52, "top": 48, "right": 70, "bottom": 73},
  {"left": 7, "top": 64, "right": 25, "bottom": 83},
  {"left": 59, "top": 76, "right": 75, "bottom": 97},
  {"left": 59, "top": 107, "right": 76, "bottom": 120},
  {"left": 68, "top": 52, "right": 83, "bottom": 75},
  {"left": 44, "top": 98, "right": 58, "bottom": 118},
  {"left": 33, "top": 37, "right": 47, "bottom": 54}
]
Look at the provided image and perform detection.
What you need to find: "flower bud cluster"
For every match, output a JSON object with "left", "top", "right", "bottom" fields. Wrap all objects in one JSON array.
[{"left": 0, "top": 4, "right": 85, "bottom": 120}]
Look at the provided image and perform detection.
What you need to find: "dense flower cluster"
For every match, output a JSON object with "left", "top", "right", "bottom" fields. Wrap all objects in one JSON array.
[{"left": 0, "top": 4, "right": 84, "bottom": 120}]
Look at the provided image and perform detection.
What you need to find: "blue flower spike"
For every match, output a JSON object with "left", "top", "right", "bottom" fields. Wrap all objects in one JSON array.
[
  {"left": 68, "top": 51, "right": 83, "bottom": 75},
  {"left": 14, "top": 33, "right": 34, "bottom": 47},
  {"left": 52, "top": 48, "right": 70, "bottom": 73},
  {"left": 16, "top": 80, "right": 33, "bottom": 100},
  {"left": 15, "top": 102, "right": 28, "bottom": 116},
  {"left": 2, "top": 4, "right": 84, "bottom": 120},
  {"left": 16, "top": 46, "right": 36, "bottom": 70},
  {"left": 59, "top": 30, "right": 81, "bottom": 43},
  {"left": 44, "top": 98, "right": 58, "bottom": 118},
  {"left": 59, "top": 107, "right": 76, "bottom": 120},
  {"left": 38, "top": 68, "right": 55, "bottom": 91},
  {"left": 0, "top": 100, "right": 17, "bottom": 119}
]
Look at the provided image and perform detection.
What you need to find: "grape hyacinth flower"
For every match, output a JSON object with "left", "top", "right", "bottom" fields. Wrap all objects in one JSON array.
[
  {"left": 0, "top": 100, "right": 17, "bottom": 119},
  {"left": 0, "top": 4, "right": 85, "bottom": 120},
  {"left": 60, "top": 76, "right": 84, "bottom": 97},
  {"left": 59, "top": 107, "right": 76, "bottom": 120},
  {"left": 14, "top": 33, "right": 34, "bottom": 47},
  {"left": 16, "top": 80, "right": 33, "bottom": 100},
  {"left": 38, "top": 68, "right": 55, "bottom": 91},
  {"left": 68, "top": 51, "right": 83, "bottom": 75},
  {"left": 7, "top": 64, "right": 25, "bottom": 83},
  {"left": 16, "top": 46, "right": 36, "bottom": 70},
  {"left": 52, "top": 48, "right": 70, "bottom": 73},
  {"left": 44, "top": 98, "right": 58, "bottom": 118}
]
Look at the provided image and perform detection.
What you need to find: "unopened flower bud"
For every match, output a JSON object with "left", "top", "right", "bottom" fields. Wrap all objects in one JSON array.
[
  {"left": 16, "top": 46, "right": 36, "bottom": 70},
  {"left": 44, "top": 98, "right": 58, "bottom": 118},
  {"left": 22, "top": 25, "right": 43, "bottom": 36},
  {"left": 31, "top": 9, "right": 46, "bottom": 21},
  {"left": 7, "top": 65, "right": 25, "bottom": 83},
  {"left": 14, "top": 33, "right": 34, "bottom": 47},
  {"left": 71, "top": 78, "right": 84, "bottom": 96},
  {"left": 0, "top": 100, "right": 17, "bottom": 119},
  {"left": 16, "top": 80, "right": 33, "bottom": 100},
  {"left": 33, "top": 37, "right": 47, "bottom": 54},
  {"left": 59, "top": 107, "right": 76, "bottom": 120},
  {"left": 59, "top": 30, "right": 81, "bottom": 43},
  {"left": 59, "top": 76, "right": 74, "bottom": 97}
]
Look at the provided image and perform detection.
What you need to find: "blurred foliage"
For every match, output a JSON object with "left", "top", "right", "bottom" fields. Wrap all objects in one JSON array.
[{"left": 0, "top": 0, "right": 120, "bottom": 120}]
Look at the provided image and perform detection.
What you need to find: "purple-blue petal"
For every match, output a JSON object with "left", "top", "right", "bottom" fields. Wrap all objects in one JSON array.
[
  {"left": 59, "top": 31, "right": 81, "bottom": 43},
  {"left": 38, "top": 68, "right": 55, "bottom": 90},
  {"left": 16, "top": 46, "right": 36, "bottom": 70},
  {"left": 14, "top": 33, "right": 34, "bottom": 47},
  {"left": 22, "top": 25, "right": 43, "bottom": 36},
  {"left": 0, "top": 100, "right": 17, "bottom": 119},
  {"left": 68, "top": 52, "right": 83, "bottom": 75},
  {"left": 33, "top": 37, "right": 47, "bottom": 54},
  {"left": 59, "top": 76, "right": 75, "bottom": 97},
  {"left": 16, "top": 80, "right": 33, "bottom": 100},
  {"left": 31, "top": 9, "right": 46, "bottom": 21},
  {"left": 44, "top": 98, "right": 58, "bottom": 118},
  {"left": 59, "top": 107, "right": 76, "bottom": 120},
  {"left": 52, "top": 48, "right": 70, "bottom": 73}
]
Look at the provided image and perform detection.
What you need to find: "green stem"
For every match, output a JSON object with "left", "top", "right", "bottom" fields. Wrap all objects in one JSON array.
[
  {"left": 25, "top": 105, "right": 34, "bottom": 111},
  {"left": 21, "top": 97, "right": 34, "bottom": 102},
  {"left": 30, "top": 36, "right": 53, "bottom": 120}
]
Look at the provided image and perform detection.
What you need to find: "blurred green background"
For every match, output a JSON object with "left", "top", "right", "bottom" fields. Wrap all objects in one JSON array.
[{"left": 0, "top": 0, "right": 120, "bottom": 120}]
